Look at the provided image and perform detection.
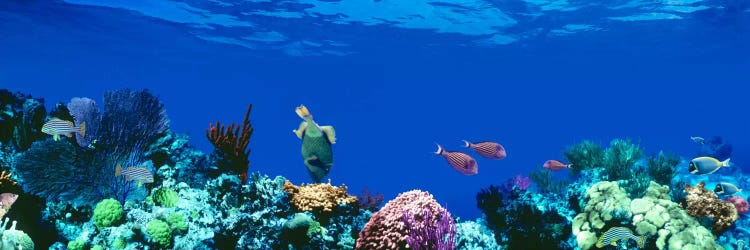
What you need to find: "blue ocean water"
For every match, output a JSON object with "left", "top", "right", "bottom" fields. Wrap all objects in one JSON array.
[{"left": 1, "top": 0, "right": 749, "bottom": 249}]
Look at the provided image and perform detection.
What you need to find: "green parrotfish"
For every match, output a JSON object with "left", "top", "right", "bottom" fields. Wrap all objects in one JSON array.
[{"left": 293, "top": 105, "right": 336, "bottom": 183}]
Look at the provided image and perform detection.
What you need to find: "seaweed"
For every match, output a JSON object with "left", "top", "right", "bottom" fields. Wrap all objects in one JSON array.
[{"left": 562, "top": 140, "right": 604, "bottom": 175}]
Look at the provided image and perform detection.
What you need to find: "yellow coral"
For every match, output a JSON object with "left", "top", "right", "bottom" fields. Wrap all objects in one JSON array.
[
  {"left": 0, "top": 171, "right": 16, "bottom": 186},
  {"left": 282, "top": 179, "right": 358, "bottom": 212}
]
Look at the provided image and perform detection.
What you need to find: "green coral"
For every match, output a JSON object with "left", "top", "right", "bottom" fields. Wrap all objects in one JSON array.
[
  {"left": 529, "top": 167, "right": 569, "bottom": 193},
  {"left": 167, "top": 212, "right": 188, "bottom": 232},
  {"left": 91, "top": 246, "right": 104, "bottom": 250},
  {"left": 112, "top": 238, "right": 126, "bottom": 249},
  {"left": 146, "top": 219, "right": 173, "bottom": 248},
  {"left": 67, "top": 239, "right": 86, "bottom": 250},
  {"left": 93, "top": 198, "right": 125, "bottom": 229},
  {"left": 563, "top": 140, "right": 605, "bottom": 174},
  {"left": 603, "top": 138, "right": 643, "bottom": 180},
  {"left": 0, "top": 219, "right": 35, "bottom": 250},
  {"left": 647, "top": 151, "right": 680, "bottom": 185},
  {"left": 152, "top": 187, "right": 178, "bottom": 207}
]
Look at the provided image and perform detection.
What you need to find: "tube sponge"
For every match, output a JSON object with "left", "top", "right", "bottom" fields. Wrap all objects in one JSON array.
[{"left": 0, "top": 218, "right": 35, "bottom": 250}]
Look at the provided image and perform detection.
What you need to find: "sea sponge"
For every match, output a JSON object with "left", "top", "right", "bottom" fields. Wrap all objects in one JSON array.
[
  {"left": 684, "top": 181, "right": 739, "bottom": 233},
  {"left": 727, "top": 196, "right": 748, "bottom": 214},
  {"left": 93, "top": 198, "right": 124, "bottom": 229},
  {"left": 146, "top": 219, "right": 172, "bottom": 248},
  {"left": 67, "top": 239, "right": 86, "bottom": 250},
  {"left": 0, "top": 218, "right": 35, "bottom": 250},
  {"left": 152, "top": 187, "right": 178, "bottom": 208},
  {"left": 282, "top": 179, "right": 357, "bottom": 213}
]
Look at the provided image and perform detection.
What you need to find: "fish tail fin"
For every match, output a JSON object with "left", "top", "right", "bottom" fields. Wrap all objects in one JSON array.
[
  {"left": 462, "top": 140, "right": 471, "bottom": 148},
  {"left": 567, "top": 164, "right": 573, "bottom": 168},
  {"left": 637, "top": 235, "right": 646, "bottom": 248},
  {"left": 722, "top": 158, "right": 732, "bottom": 167},
  {"left": 79, "top": 122, "right": 86, "bottom": 137},
  {"left": 115, "top": 164, "right": 122, "bottom": 176},
  {"left": 434, "top": 143, "right": 444, "bottom": 155}
]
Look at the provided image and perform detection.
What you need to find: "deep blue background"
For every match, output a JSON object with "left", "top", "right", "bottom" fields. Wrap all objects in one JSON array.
[{"left": 1, "top": 0, "right": 749, "bottom": 220}]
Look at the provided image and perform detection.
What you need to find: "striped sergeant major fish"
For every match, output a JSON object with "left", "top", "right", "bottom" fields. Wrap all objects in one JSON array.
[
  {"left": 596, "top": 227, "right": 646, "bottom": 248},
  {"left": 41, "top": 117, "right": 86, "bottom": 141},
  {"left": 115, "top": 164, "right": 154, "bottom": 186}
]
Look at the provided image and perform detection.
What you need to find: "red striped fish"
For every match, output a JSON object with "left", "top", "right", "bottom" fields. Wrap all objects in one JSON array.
[
  {"left": 543, "top": 160, "right": 572, "bottom": 170},
  {"left": 115, "top": 164, "right": 154, "bottom": 184},
  {"left": 42, "top": 117, "right": 86, "bottom": 141},
  {"left": 434, "top": 144, "right": 478, "bottom": 175},
  {"left": 463, "top": 140, "right": 506, "bottom": 160}
]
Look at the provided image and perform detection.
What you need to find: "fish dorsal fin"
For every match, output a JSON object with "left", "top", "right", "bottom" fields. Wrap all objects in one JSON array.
[{"left": 320, "top": 125, "right": 336, "bottom": 144}]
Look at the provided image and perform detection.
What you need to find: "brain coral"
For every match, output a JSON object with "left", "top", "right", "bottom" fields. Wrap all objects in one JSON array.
[
  {"left": 355, "top": 189, "right": 450, "bottom": 249},
  {"left": 282, "top": 179, "right": 358, "bottom": 213},
  {"left": 572, "top": 181, "right": 723, "bottom": 250}
]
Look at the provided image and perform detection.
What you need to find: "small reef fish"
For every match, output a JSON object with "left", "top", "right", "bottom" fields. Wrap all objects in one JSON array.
[
  {"left": 715, "top": 182, "right": 742, "bottom": 195},
  {"left": 0, "top": 193, "right": 18, "bottom": 209},
  {"left": 691, "top": 136, "right": 705, "bottom": 144},
  {"left": 462, "top": 140, "right": 506, "bottom": 160},
  {"left": 115, "top": 164, "right": 154, "bottom": 185},
  {"left": 435, "top": 144, "right": 478, "bottom": 175},
  {"left": 543, "top": 160, "right": 572, "bottom": 170},
  {"left": 689, "top": 156, "right": 732, "bottom": 175},
  {"left": 293, "top": 105, "right": 336, "bottom": 183},
  {"left": 596, "top": 227, "right": 646, "bottom": 248},
  {"left": 41, "top": 117, "right": 86, "bottom": 141}
]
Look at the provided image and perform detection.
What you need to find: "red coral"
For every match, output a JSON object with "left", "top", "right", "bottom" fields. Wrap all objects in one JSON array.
[
  {"left": 727, "top": 196, "right": 749, "bottom": 214},
  {"left": 684, "top": 181, "right": 740, "bottom": 233},
  {"left": 206, "top": 104, "right": 254, "bottom": 183}
]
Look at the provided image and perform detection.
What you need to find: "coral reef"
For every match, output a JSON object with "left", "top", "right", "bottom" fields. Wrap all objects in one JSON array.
[
  {"left": 356, "top": 190, "right": 454, "bottom": 249},
  {"left": 684, "top": 181, "right": 739, "bottom": 233},
  {"left": 206, "top": 104, "right": 254, "bottom": 184},
  {"left": 282, "top": 179, "right": 358, "bottom": 221},
  {"left": 563, "top": 140, "right": 605, "bottom": 174},
  {"left": 454, "top": 219, "right": 499, "bottom": 249},
  {"left": 572, "top": 181, "right": 724, "bottom": 249},
  {"left": 727, "top": 196, "right": 748, "bottom": 214},
  {"left": 647, "top": 150, "right": 680, "bottom": 186},
  {"left": 66, "top": 97, "right": 100, "bottom": 147}
]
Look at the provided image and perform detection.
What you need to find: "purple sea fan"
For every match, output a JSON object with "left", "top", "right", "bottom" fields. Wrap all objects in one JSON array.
[
  {"left": 402, "top": 206, "right": 457, "bottom": 250},
  {"left": 501, "top": 174, "right": 531, "bottom": 193},
  {"left": 67, "top": 97, "right": 100, "bottom": 147}
]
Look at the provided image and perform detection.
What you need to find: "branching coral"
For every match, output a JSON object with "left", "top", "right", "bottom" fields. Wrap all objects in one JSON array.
[
  {"left": 206, "top": 104, "right": 253, "bottom": 183},
  {"left": 647, "top": 151, "right": 680, "bottom": 185},
  {"left": 282, "top": 179, "right": 357, "bottom": 218},
  {"left": 684, "top": 181, "right": 739, "bottom": 233},
  {"left": 402, "top": 206, "right": 456, "bottom": 250},
  {"left": 603, "top": 139, "right": 644, "bottom": 180},
  {"left": 355, "top": 190, "right": 452, "bottom": 249},
  {"left": 529, "top": 167, "right": 569, "bottom": 194},
  {"left": 563, "top": 140, "right": 604, "bottom": 174}
]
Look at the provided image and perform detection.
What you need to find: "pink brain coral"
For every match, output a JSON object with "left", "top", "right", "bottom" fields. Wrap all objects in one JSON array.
[
  {"left": 355, "top": 190, "right": 450, "bottom": 250},
  {"left": 728, "top": 196, "right": 749, "bottom": 214}
]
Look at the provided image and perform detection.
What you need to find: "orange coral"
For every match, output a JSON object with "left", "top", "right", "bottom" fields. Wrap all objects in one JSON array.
[
  {"left": 206, "top": 104, "right": 254, "bottom": 183},
  {"left": 684, "top": 181, "right": 739, "bottom": 233},
  {"left": 282, "top": 179, "right": 358, "bottom": 213},
  {"left": 0, "top": 171, "right": 17, "bottom": 192}
]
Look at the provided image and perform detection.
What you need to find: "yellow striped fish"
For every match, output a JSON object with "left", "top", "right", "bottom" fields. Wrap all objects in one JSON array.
[
  {"left": 41, "top": 117, "right": 86, "bottom": 141},
  {"left": 115, "top": 164, "right": 154, "bottom": 186},
  {"left": 596, "top": 227, "right": 646, "bottom": 248}
]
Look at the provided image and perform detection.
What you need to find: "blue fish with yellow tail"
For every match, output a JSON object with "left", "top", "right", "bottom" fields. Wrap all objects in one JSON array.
[
  {"left": 293, "top": 104, "right": 336, "bottom": 183},
  {"left": 42, "top": 117, "right": 86, "bottom": 141}
]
